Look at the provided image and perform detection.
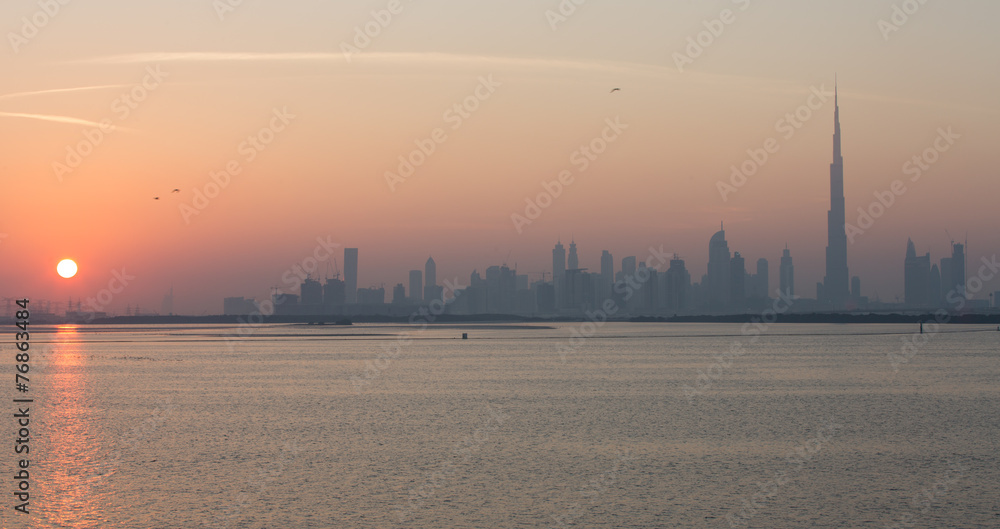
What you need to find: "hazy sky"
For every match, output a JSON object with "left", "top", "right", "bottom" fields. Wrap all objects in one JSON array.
[{"left": 2, "top": 0, "right": 998, "bottom": 314}]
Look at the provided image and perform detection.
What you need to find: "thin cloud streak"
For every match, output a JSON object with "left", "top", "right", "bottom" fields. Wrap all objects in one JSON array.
[
  {"left": 0, "top": 111, "right": 127, "bottom": 130},
  {"left": 0, "top": 84, "right": 129, "bottom": 101},
  {"left": 77, "top": 50, "right": 672, "bottom": 77},
  {"left": 78, "top": 51, "right": 972, "bottom": 112}
]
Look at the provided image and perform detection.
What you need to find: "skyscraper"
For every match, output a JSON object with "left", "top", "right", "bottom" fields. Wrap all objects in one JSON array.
[
  {"left": 392, "top": 283, "right": 406, "bottom": 304},
  {"left": 424, "top": 257, "right": 437, "bottom": 302},
  {"left": 552, "top": 240, "right": 567, "bottom": 303},
  {"left": 779, "top": 246, "right": 794, "bottom": 298},
  {"left": 552, "top": 240, "right": 566, "bottom": 283},
  {"left": 600, "top": 250, "right": 614, "bottom": 301},
  {"left": 754, "top": 258, "right": 769, "bottom": 300},
  {"left": 949, "top": 243, "right": 966, "bottom": 300},
  {"left": 929, "top": 264, "right": 942, "bottom": 306},
  {"left": 665, "top": 256, "right": 689, "bottom": 313},
  {"left": 344, "top": 248, "right": 359, "bottom": 304},
  {"left": 707, "top": 224, "right": 730, "bottom": 311},
  {"left": 904, "top": 238, "right": 930, "bottom": 306},
  {"left": 620, "top": 256, "right": 637, "bottom": 279},
  {"left": 568, "top": 240, "right": 579, "bottom": 270},
  {"left": 823, "top": 82, "right": 850, "bottom": 307},
  {"left": 730, "top": 252, "right": 746, "bottom": 310},
  {"left": 409, "top": 270, "right": 423, "bottom": 302}
]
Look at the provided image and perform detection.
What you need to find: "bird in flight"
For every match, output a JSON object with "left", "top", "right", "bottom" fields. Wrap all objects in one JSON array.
[
  {"left": 172, "top": 189, "right": 180, "bottom": 193},
  {"left": 153, "top": 197, "right": 160, "bottom": 200},
  {"left": 610, "top": 88, "right": 621, "bottom": 93}
]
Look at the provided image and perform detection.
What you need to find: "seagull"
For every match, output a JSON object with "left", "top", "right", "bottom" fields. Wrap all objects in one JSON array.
[
  {"left": 610, "top": 88, "right": 621, "bottom": 93},
  {"left": 153, "top": 197, "right": 159, "bottom": 200},
  {"left": 171, "top": 189, "right": 180, "bottom": 193}
]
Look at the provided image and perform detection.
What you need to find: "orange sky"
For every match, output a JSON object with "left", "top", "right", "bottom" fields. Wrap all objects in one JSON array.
[{"left": 2, "top": 1, "right": 998, "bottom": 314}]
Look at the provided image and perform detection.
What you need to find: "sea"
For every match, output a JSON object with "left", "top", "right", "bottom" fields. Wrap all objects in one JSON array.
[{"left": 3, "top": 322, "right": 998, "bottom": 528}]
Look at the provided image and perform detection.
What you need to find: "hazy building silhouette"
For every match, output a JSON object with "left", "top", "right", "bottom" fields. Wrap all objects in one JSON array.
[
  {"left": 392, "top": 283, "right": 406, "bottom": 304},
  {"left": 568, "top": 240, "right": 579, "bottom": 270},
  {"left": 224, "top": 296, "right": 257, "bottom": 315},
  {"left": 344, "top": 248, "right": 359, "bottom": 304},
  {"left": 620, "top": 256, "right": 637, "bottom": 281},
  {"left": 300, "top": 276, "right": 323, "bottom": 306},
  {"left": 822, "top": 83, "right": 850, "bottom": 307},
  {"left": 600, "top": 250, "right": 614, "bottom": 300},
  {"left": 730, "top": 252, "right": 746, "bottom": 310},
  {"left": 323, "top": 277, "right": 346, "bottom": 310},
  {"left": 552, "top": 240, "right": 566, "bottom": 281},
  {"left": 940, "top": 256, "right": 953, "bottom": 301},
  {"left": 929, "top": 264, "right": 942, "bottom": 306},
  {"left": 779, "top": 247, "right": 794, "bottom": 298},
  {"left": 535, "top": 281, "right": 556, "bottom": 313},
  {"left": 665, "top": 256, "right": 689, "bottom": 313},
  {"left": 562, "top": 268, "right": 593, "bottom": 311},
  {"left": 409, "top": 270, "right": 423, "bottom": 302},
  {"left": 904, "top": 238, "right": 931, "bottom": 306},
  {"left": 851, "top": 276, "right": 863, "bottom": 305},
  {"left": 753, "top": 258, "right": 769, "bottom": 301},
  {"left": 424, "top": 257, "right": 439, "bottom": 302},
  {"left": 707, "top": 224, "right": 731, "bottom": 311},
  {"left": 452, "top": 270, "right": 488, "bottom": 315},
  {"left": 273, "top": 292, "right": 299, "bottom": 314},
  {"left": 948, "top": 243, "right": 966, "bottom": 300},
  {"left": 486, "top": 264, "right": 517, "bottom": 313},
  {"left": 637, "top": 262, "right": 657, "bottom": 312},
  {"left": 356, "top": 286, "right": 385, "bottom": 305}
]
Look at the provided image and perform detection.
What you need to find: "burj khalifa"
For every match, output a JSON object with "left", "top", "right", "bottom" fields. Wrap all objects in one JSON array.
[{"left": 822, "top": 81, "right": 850, "bottom": 306}]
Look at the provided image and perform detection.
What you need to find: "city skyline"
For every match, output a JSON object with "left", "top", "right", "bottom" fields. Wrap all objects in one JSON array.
[{"left": 2, "top": 1, "right": 998, "bottom": 314}]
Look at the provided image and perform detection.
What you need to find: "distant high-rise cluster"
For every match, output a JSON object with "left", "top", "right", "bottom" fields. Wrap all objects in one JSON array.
[
  {"left": 216, "top": 83, "right": 989, "bottom": 318},
  {"left": 904, "top": 238, "right": 967, "bottom": 309}
]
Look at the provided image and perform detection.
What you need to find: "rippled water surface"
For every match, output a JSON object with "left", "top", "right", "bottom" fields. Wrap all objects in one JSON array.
[{"left": 6, "top": 322, "right": 999, "bottom": 528}]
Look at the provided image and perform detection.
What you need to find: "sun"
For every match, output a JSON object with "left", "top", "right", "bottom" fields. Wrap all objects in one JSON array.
[{"left": 57, "top": 259, "right": 78, "bottom": 279}]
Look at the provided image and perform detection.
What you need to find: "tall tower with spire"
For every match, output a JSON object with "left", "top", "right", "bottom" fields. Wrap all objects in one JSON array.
[{"left": 823, "top": 80, "right": 850, "bottom": 307}]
